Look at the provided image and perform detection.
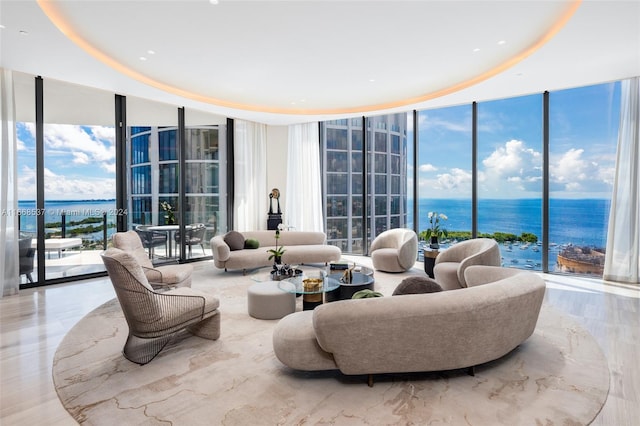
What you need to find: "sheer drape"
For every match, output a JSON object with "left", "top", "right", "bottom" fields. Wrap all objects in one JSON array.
[
  {"left": 1, "top": 69, "right": 20, "bottom": 297},
  {"left": 233, "top": 120, "right": 267, "bottom": 231},
  {"left": 285, "top": 123, "right": 324, "bottom": 232},
  {"left": 604, "top": 77, "right": 640, "bottom": 283}
]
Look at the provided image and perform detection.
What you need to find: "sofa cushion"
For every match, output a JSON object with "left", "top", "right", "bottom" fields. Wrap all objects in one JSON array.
[
  {"left": 392, "top": 276, "right": 442, "bottom": 295},
  {"left": 224, "top": 231, "right": 245, "bottom": 251},
  {"left": 244, "top": 238, "right": 260, "bottom": 249}
]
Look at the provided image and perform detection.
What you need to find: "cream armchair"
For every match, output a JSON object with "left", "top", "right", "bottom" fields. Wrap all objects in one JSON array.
[
  {"left": 433, "top": 238, "right": 501, "bottom": 290},
  {"left": 112, "top": 230, "right": 192, "bottom": 290},
  {"left": 101, "top": 248, "right": 220, "bottom": 364},
  {"left": 370, "top": 228, "right": 418, "bottom": 272}
]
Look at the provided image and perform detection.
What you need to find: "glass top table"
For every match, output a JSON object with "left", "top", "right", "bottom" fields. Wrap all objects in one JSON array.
[
  {"left": 249, "top": 261, "right": 373, "bottom": 283},
  {"left": 277, "top": 274, "right": 341, "bottom": 294}
]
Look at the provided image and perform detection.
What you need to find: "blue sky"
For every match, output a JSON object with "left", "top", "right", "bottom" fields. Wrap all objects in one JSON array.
[
  {"left": 413, "top": 82, "right": 620, "bottom": 199},
  {"left": 16, "top": 82, "right": 620, "bottom": 201},
  {"left": 16, "top": 123, "right": 116, "bottom": 200}
]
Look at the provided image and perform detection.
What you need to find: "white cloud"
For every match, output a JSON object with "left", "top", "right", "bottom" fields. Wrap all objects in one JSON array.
[
  {"left": 419, "top": 167, "right": 472, "bottom": 197},
  {"left": 44, "top": 124, "right": 114, "bottom": 162},
  {"left": 101, "top": 162, "right": 116, "bottom": 174},
  {"left": 419, "top": 163, "right": 438, "bottom": 172},
  {"left": 16, "top": 139, "right": 27, "bottom": 151},
  {"left": 18, "top": 165, "right": 116, "bottom": 200},
  {"left": 73, "top": 152, "right": 90, "bottom": 165},
  {"left": 549, "top": 147, "right": 613, "bottom": 194},
  {"left": 480, "top": 139, "right": 541, "bottom": 195}
]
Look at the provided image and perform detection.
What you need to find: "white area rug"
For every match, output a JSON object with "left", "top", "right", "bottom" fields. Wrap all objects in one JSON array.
[{"left": 53, "top": 259, "right": 609, "bottom": 425}]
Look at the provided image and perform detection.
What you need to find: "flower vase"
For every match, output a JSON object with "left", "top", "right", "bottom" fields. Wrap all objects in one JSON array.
[{"left": 429, "top": 235, "right": 439, "bottom": 249}]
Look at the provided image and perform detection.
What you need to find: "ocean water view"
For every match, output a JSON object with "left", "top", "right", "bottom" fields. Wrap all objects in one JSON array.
[
  {"left": 16, "top": 198, "right": 610, "bottom": 273},
  {"left": 410, "top": 198, "right": 610, "bottom": 272},
  {"left": 17, "top": 199, "right": 118, "bottom": 245}
]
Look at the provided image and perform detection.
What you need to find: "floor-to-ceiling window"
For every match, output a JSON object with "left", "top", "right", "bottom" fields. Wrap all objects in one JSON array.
[
  {"left": 127, "top": 99, "right": 227, "bottom": 262},
  {"left": 322, "top": 113, "right": 408, "bottom": 254},
  {"left": 548, "top": 82, "right": 619, "bottom": 275},
  {"left": 322, "top": 81, "right": 621, "bottom": 277},
  {"left": 477, "top": 94, "right": 543, "bottom": 270},
  {"left": 416, "top": 105, "right": 473, "bottom": 252}
]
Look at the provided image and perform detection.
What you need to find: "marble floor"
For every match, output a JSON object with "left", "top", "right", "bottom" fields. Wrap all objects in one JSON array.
[{"left": 1, "top": 259, "right": 638, "bottom": 425}]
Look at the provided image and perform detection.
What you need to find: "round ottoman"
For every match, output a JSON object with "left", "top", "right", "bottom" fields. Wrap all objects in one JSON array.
[{"left": 247, "top": 281, "right": 296, "bottom": 320}]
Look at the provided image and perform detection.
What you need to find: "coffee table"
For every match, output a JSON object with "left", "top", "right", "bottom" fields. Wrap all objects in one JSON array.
[
  {"left": 278, "top": 274, "right": 341, "bottom": 310},
  {"left": 325, "top": 271, "right": 375, "bottom": 301}
]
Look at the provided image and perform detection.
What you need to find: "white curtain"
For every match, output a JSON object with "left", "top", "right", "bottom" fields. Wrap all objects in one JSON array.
[
  {"left": 285, "top": 123, "right": 324, "bottom": 232},
  {"left": 233, "top": 120, "right": 268, "bottom": 231},
  {"left": 1, "top": 69, "right": 20, "bottom": 297},
  {"left": 604, "top": 77, "right": 640, "bottom": 283}
]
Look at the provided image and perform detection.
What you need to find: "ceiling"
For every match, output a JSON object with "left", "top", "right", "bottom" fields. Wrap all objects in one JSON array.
[{"left": 1, "top": 0, "right": 639, "bottom": 126}]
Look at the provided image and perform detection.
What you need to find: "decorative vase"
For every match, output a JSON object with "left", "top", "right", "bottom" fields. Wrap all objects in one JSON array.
[
  {"left": 429, "top": 235, "right": 439, "bottom": 249},
  {"left": 274, "top": 255, "right": 282, "bottom": 265}
]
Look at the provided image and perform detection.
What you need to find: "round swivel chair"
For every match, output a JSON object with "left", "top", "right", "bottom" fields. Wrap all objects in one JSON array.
[{"left": 370, "top": 228, "right": 418, "bottom": 272}]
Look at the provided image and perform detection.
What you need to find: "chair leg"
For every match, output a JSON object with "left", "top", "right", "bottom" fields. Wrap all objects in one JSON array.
[
  {"left": 187, "top": 311, "right": 220, "bottom": 340},
  {"left": 122, "top": 333, "right": 173, "bottom": 365},
  {"left": 26, "top": 273, "right": 34, "bottom": 283}
]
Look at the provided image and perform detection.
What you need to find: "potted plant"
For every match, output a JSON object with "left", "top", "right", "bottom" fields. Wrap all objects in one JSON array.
[
  {"left": 267, "top": 226, "right": 286, "bottom": 265},
  {"left": 160, "top": 201, "right": 176, "bottom": 225},
  {"left": 428, "top": 211, "right": 448, "bottom": 249}
]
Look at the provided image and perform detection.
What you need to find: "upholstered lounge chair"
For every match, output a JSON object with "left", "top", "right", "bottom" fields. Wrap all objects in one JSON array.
[
  {"left": 433, "top": 238, "right": 501, "bottom": 290},
  {"left": 101, "top": 247, "right": 220, "bottom": 364},
  {"left": 112, "top": 230, "right": 193, "bottom": 290},
  {"left": 370, "top": 228, "right": 418, "bottom": 272}
]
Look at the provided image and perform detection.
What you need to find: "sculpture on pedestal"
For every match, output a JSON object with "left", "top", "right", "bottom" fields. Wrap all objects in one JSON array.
[{"left": 268, "top": 188, "right": 283, "bottom": 230}]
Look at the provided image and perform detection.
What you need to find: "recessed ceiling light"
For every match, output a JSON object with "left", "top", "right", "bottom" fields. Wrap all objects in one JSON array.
[
  {"left": 209, "top": 0, "right": 219, "bottom": 4},
  {"left": 473, "top": 48, "right": 481, "bottom": 52},
  {"left": 498, "top": 40, "right": 507, "bottom": 45},
  {"left": 139, "top": 56, "right": 147, "bottom": 61},
  {"left": 147, "top": 50, "right": 155, "bottom": 55},
  {"left": 369, "top": 79, "right": 376, "bottom": 83},
  {"left": 0, "top": 24, "right": 5, "bottom": 30},
  {"left": 19, "top": 30, "right": 28, "bottom": 36}
]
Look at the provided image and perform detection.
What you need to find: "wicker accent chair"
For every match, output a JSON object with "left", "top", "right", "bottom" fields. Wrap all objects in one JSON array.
[
  {"left": 433, "top": 238, "right": 502, "bottom": 290},
  {"left": 175, "top": 223, "right": 207, "bottom": 258},
  {"left": 112, "top": 230, "right": 192, "bottom": 290},
  {"left": 101, "top": 247, "right": 220, "bottom": 365},
  {"left": 370, "top": 228, "right": 419, "bottom": 272}
]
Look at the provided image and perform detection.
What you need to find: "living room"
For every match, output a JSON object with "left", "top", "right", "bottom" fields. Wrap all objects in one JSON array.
[{"left": 1, "top": 1, "right": 639, "bottom": 424}]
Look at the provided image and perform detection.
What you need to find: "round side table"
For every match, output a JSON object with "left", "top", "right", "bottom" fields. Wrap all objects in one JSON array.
[{"left": 423, "top": 248, "right": 440, "bottom": 278}]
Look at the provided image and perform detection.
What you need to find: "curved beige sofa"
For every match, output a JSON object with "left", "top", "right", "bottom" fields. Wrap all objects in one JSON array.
[
  {"left": 210, "top": 230, "right": 341, "bottom": 272},
  {"left": 272, "top": 266, "right": 545, "bottom": 385}
]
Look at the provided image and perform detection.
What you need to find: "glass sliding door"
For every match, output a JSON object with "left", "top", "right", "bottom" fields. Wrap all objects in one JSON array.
[
  {"left": 16, "top": 74, "right": 116, "bottom": 285},
  {"left": 182, "top": 124, "right": 227, "bottom": 260},
  {"left": 127, "top": 98, "right": 179, "bottom": 262},
  {"left": 477, "top": 94, "right": 543, "bottom": 270},
  {"left": 548, "top": 82, "right": 619, "bottom": 276},
  {"left": 127, "top": 99, "right": 227, "bottom": 262}
]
